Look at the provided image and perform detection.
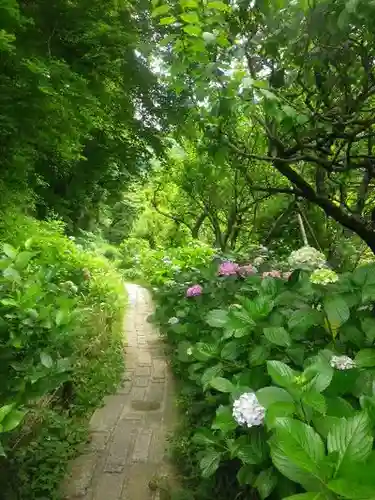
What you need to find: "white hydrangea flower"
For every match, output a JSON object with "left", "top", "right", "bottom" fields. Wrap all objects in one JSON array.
[
  {"left": 330, "top": 355, "right": 356, "bottom": 370},
  {"left": 162, "top": 256, "right": 172, "bottom": 265},
  {"left": 168, "top": 316, "right": 179, "bottom": 325},
  {"left": 288, "top": 246, "right": 326, "bottom": 271},
  {"left": 232, "top": 392, "right": 265, "bottom": 428},
  {"left": 310, "top": 268, "right": 339, "bottom": 285},
  {"left": 187, "top": 347, "right": 193, "bottom": 356},
  {"left": 253, "top": 256, "right": 265, "bottom": 266},
  {"left": 202, "top": 31, "right": 216, "bottom": 44}
]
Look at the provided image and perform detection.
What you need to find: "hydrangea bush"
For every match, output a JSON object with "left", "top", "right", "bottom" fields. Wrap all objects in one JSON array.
[{"left": 150, "top": 248, "right": 375, "bottom": 500}]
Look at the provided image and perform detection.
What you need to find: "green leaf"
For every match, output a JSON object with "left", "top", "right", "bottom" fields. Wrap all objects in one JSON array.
[
  {"left": 182, "top": 24, "right": 202, "bottom": 36},
  {"left": 15, "top": 251, "right": 34, "bottom": 269},
  {"left": 284, "top": 494, "right": 325, "bottom": 500},
  {"left": 180, "top": 12, "right": 200, "bottom": 23},
  {"left": 328, "top": 478, "right": 375, "bottom": 499},
  {"left": 159, "top": 16, "right": 176, "bottom": 25},
  {"left": 209, "top": 377, "right": 234, "bottom": 393},
  {"left": 220, "top": 340, "right": 240, "bottom": 360},
  {"left": 40, "top": 352, "right": 53, "bottom": 368},
  {"left": 207, "top": 0, "right": 229, "bottom": 10},
  {"left": 360, "top": 317, "right": 375, "bottom": 343},
  {"left": 323, "top": 295, "right": 350, "bottom": 330},
  {"left": 193, "top": 342, "right": 217, "bottom": 361},
  {"left": 3, "top": 267, "right": 21, "bottom": 282},
  {"left": 302, "top": 391, "right": 326, "bottom": 415},
  {"left": 177, "top": 341, "right": 193, "bottom": 362},
  {"left": 254, "top": 467, "right": 277, "bottom": 499},
  {"left": 303, "top": 357, "right": 333, "bottom": 393},
  {"left": 237, "top": 464, "right": 255, "bottom": 485},
  {"left": 263, "top": 326, "right": 291, "bottom": 347},
  {"left": 0, "top": 442, "right": 5, "bottom": 457},
  {"left": 249, "top": 344, "right": 270, "bottom": 366},
  {"left": 151, "top": 4, "right": 171, "bottom": 17},
  {"left": 270, "top": 418, "right": 326, "bottom": 489},
  {"left": 355, "top": 348, "right": 375, "bottom": 368},
  {"left": 352, "top": 264, "right": 375, "bottom": 287},
  {"left": 212, "top": 405, "right": 237, "bottom": 433},
  {"left": 192, "top": 429, "right": 218, "bottom": 447},
  {"left": 2, "top": 409, "right": 25, "bottom": 432},
  {"left": 200, "top": 449, "right": 222, "bottom": 477},
  {"left": 0, "top": 404, "right": 14, "bottom": 424},
  {"left": 206, "top": 309, "right": 228, "bottom": 328},
  {"left": 327, "top": 413, "right": 373, "bottom": 470},
  {"left": 288, "top": 309, "right": 322, "bottom": 333},
  {"left": 267, "top": 361, "right": 297, "bottom": 388},
  {"left": 256, "top": 387, "right": 293, "bottom": 408},
  {"left": 201, "top": 364, "right": 223, "bottom": 389},
  {"left": 265, "top": 402, "right": 295, "bottom": 428},
  {"left": 3, "top": 243, "right": 17, "bottom": 259}
]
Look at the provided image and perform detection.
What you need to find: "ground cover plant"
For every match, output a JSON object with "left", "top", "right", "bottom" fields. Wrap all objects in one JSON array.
[{"left": 150, "top": 245, "right": 375, "bottom": 500}]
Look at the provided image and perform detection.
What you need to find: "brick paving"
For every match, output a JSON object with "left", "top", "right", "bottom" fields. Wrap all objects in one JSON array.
[{"left": 62, "top": 284, "right": 177, "bottom": 500}]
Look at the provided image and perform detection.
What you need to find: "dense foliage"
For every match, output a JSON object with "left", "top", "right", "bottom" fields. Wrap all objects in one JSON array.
[
  {"left": 150, "top": 247, "right": 375, "bottom": 500},
  {"left": 0, "top": 214, "right": 125, "bottom": 499}
]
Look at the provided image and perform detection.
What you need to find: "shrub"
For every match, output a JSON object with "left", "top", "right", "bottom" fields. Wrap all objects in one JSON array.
[
  {"left": 0, "top": 214, "right": 125, "bottom": 499},
  {"left": 151, "top": 252, "right": 375, "bottom": 500}
]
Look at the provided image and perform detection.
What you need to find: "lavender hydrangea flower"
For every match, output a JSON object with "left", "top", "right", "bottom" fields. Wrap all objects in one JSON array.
[
  {"left": 218, "top": 261, "right": 240, "bottom": 276},
  {"left": 186, "top": 284, "right": 203, "bottom": 297}
]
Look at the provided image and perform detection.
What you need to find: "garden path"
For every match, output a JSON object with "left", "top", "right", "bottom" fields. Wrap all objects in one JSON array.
[{"left": 62, "top": 284, "right": 177, "bottom": 500}]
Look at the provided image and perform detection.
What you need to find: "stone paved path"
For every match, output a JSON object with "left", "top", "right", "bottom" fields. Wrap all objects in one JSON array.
[{"left": 63, "top": 284, "right": 177, "bottom": 500}]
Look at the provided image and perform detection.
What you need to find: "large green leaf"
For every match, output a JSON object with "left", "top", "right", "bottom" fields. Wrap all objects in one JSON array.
[
  {"left": 199, "top": 449, "right": 222, "bottom": 477},
  {"left": 302, "top": 391, "right": 326, "bottom": 415},
  {"left": 263, "top": 326, "right": 291, "bottom": 347},
  {"left": 212, "top": 405, "right": 237, "bottom": 433},
  {"left": 254, "top": 467, "right": 278, "bottom": 499},
  {"left": 355, "top": 348, "right": 375, "bottom": 368},
  {"left": 288, "top": 309, "right": 322, "bottom": 333},
  {"left": 2, "top": 409, "right": 26, "bottom": 432},
  {"left": 360, "top": 317, "right": 375, "bottom": 343},
  {"left": 234, "top": 430, "right": 268, "bottom": 465},
  {"left": 303, "top": 357, "right": 333, "bottom": 393},
  {"left": 209, "top": 377, "right": 234, "bottom": 393},
  {"left": 193, "top": 342, "right": 217, "bottom": 361},
  {"left": 256, "top": 386, "right": 293, "bottom": 408},
  {"left": 284, "top": 494, "right": 325, "bottom": 500},
  {"left": 270, "top": 418, "right": 326, "bottom": 490},
  {"left": 327, "top": 413, "right": 373, "bottom": 470},
  {"left": 220, "top": 340, "right": 240, "bottom": 360},
  {"left": 151, "top": 4, "right": 171, "bottom": 17},
  {"left": 249, "top": 344, "right": 270, "bottom": 366},
  {"left": 323, "top": 295, "right": 350, "bottom": 330},
  {"left": 206, "top": 309, "right": 228, "bottom": 328},
  {"left": 192, "top": 429, "right": 218, "bottom": 447},
  {"left": 352, "top": 264, "right": 375, "bottom": 287},
  {"left": 267, "top": 361, "right": 297, "bottom": 388},
  {"left": 201, "top": 364, "right": 223, "bottom": 389},
  {"left": 237, "top": 464, "right": 255, "bottom": 485},
  {"left": 0, "top": 404, "right": 14, "bottom": 424}
]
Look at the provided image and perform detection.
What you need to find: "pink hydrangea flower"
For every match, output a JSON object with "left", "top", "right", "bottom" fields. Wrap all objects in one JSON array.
[
  {"left": 239, "top": 264, "right": 256, "bottom": 276},
  {"left": 186, "top": 284, "right": 203, "bottom": 297},
  {"left": 218, "top": 261, "right": 240, "bottom": 276},
  {"left": 262, "top": 270, "right": 282, "bottom": 279}
]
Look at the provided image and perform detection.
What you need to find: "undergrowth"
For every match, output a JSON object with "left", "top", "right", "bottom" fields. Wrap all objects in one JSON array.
[{"left": 0, "top": 210, "right": 126, "bottom": 499}]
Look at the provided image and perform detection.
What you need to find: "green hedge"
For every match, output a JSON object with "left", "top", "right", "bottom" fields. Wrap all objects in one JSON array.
[{"left": 0, "top": 212, "right": 126, "bottom": 499}]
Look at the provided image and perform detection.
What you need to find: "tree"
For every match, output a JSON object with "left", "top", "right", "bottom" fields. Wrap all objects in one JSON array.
[
  {"left": 150, "top": 0, "right": 375, "bottom": 253},
  {"left": 0, "top": 0, "right": 179, "bottom": 230}
]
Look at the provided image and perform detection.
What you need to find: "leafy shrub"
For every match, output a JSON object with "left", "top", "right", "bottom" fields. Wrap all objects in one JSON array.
[
  {"left": 0, "top": 213, "right": 125, "bottom": 498},
  {"left": 151, "top": 252, "right": 375, "bottom": 500},
  {"left": 119, "top": 238, "right": 215, "bottom": 286}
]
